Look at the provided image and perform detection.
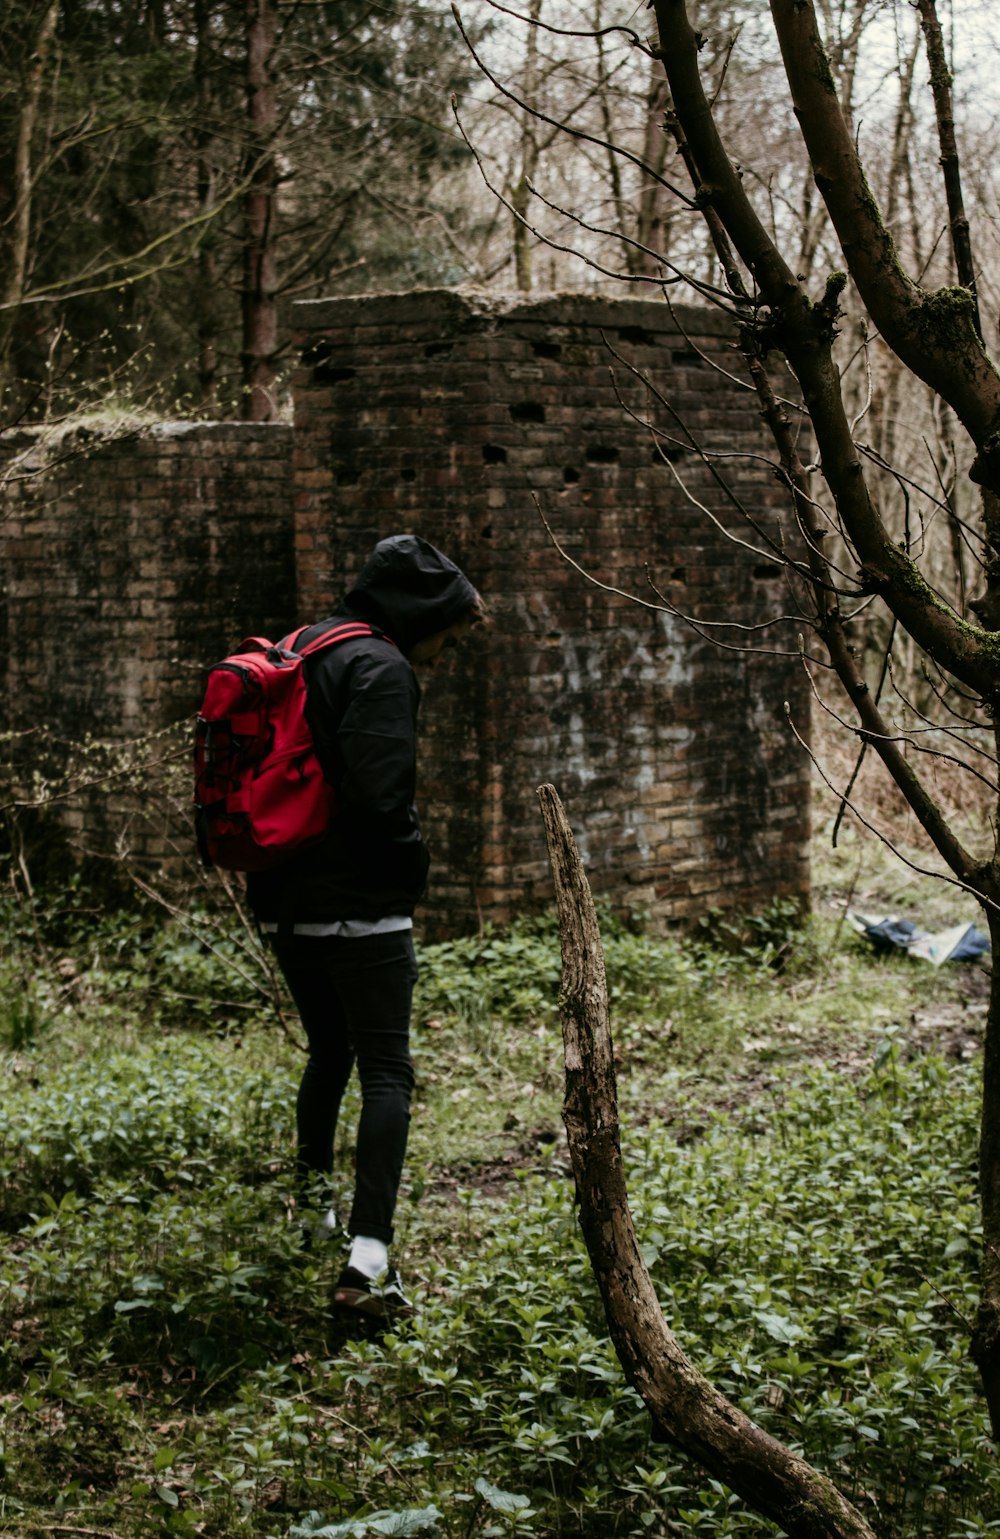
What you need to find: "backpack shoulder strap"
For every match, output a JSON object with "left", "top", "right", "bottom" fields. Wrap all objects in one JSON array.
[
  {"left": 279, "top": 623, "right": 315, "bottom": 654},
  {"left": 232, "top": 636, "right": 275, "bottom": 655},
  {"left": 287, "top": 621, "right": 397, "bottom": 657}
]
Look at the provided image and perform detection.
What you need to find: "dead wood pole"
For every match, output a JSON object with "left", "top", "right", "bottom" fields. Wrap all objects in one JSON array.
[{"left": 536, "top": 783, "right": 879, "bottom": 1539}]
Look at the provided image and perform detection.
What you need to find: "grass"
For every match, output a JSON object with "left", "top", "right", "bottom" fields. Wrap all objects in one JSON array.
[{"left": 0, "top": 797, "right": 995, "bottom": 1538}]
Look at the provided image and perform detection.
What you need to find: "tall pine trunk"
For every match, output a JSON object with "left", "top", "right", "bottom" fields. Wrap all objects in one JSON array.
[
  {"left": 241, "top": 0, "right": 278, "bottom": 421},
  {"left": 194, "top": 0, "right": 219, "bottom": 414},
  {"left": 1, "top": 0, "right": 60, "bottom": 395}
]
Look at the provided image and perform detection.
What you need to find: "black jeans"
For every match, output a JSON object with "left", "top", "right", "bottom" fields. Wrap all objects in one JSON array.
[{"left": 273, "top": 930, "right": 418, "bottom": 1245}]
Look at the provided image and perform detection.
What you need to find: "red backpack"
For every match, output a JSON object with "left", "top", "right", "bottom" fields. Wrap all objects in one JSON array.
[{"left": 193, "top": 621, "right": 387, "bottom": 872}]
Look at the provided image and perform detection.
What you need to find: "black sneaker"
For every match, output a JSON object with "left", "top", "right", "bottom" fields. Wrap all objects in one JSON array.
[{"left": 332, "top": 1265, "right": 412, "bottom": 1319}]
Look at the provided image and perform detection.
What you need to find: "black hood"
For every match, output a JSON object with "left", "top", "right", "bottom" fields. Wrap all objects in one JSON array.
[{"left": 343, "top": 534, "right": 478, "bottom": 655}]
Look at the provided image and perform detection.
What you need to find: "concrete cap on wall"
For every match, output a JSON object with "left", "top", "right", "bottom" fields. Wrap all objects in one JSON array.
[{"left": 292, "top": 286, "right": 737, "bottom": 341}]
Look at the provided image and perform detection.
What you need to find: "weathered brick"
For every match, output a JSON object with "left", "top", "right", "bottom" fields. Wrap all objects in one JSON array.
[
  {"left": 0, "top": 289, "right": 811, "bottom": 939},
  {"left": 289, "top": 289, "right": 811, "bottom": 939},
  {"left": 0, "top": 420, "right": 296, "bottom": 876}
]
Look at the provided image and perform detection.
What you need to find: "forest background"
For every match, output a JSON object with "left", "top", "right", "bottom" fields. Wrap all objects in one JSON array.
[
  {"left": 3, "top": 2, "right": 1000, "bottom": 1538},
  {"left": 5, "top": 0, "right": 997, "bottom": 439}
]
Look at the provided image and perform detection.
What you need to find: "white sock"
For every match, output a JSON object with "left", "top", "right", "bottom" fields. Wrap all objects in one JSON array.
[{"left": 349, "top": 1234, "right": 389, "bottom": 1279}]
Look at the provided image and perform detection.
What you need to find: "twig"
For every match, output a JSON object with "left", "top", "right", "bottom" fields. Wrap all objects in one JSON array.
[
  {"left": 126, "top": 870, "right": 306, "bottom": 1050},
  {"left": 523, "top": 178, "right": 740, "bottom": 309},
  {"left": 785, "top": 699, "right": 997, "bottom": 914},
  {"left": 915, "top": 1269, "right": 975, "bottom": 1333},
  {"left": 536, "top": 494, "right": 824, "bottom": 662},
  {"left": 482, "top": 0, "right": 652, "bottom": 50},
  {"left": 47, "top": 1528, "right": 126, "bottom": 1538},
  {"left": 833, "top": 615, "right": 897, "bottom": 847},
  {"left": 602, "top": 336, "right": 860, "bottom": 594},
  {"left": 451, "top": 6, "right": 693, "bottom": 206},
  {"left": 450, "top": 98, "right": 698, "bottom": 296}
]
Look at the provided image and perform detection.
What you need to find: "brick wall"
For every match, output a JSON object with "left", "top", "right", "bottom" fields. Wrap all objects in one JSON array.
[
  {"left": 0, "top": 421, "right": 295, "bottom": 871},
  {"left": 0, "top": 293, "right": 811, "bottom": 933},
  {"left": 291, "top": 289, "right": 811, "bottom": 938}
]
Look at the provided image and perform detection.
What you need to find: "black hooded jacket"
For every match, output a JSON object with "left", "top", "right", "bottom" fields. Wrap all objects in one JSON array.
[{"left": 246, "top": 535, "right": 477, "bottom": 925}]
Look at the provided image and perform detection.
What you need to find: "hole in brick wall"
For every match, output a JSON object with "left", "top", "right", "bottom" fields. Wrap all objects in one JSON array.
[
  {"left": 400, "top": 467, "right": 417, "bottom": 482},
  {"left": 510, "top": 401, "right": 546, "bottom": 423},
  {"left": 674, "top": 348, "right": 702, "bottom": 365},
  {"left": 333, "top": 459, "right": 361, "bottom": 486},
  {"left": 753, "top": 564, "right": 776, "bottom": 579},
  {"left": 312, "top": 363, "right": 357, "bottom": 385},
  {"left": 563, "top": 466, "right": 580, "bottom": 483},
  {"left": 672, "top": 567, "right": 686, "bottom": 583},
  {"left": 424, "top": 341, "right": 454, "bottom": 358},
  {"left": 532, "top": 340, "right": 562, "bottom": 359},
  {"left": 651, "top": 443, "right": 687, "bottom": 464},
  {"left": 618, "top": 326, "right": 654, "bottom": 346},
  {"left": 586, "top": 445, "right": 619, "bottom": 464},
  {"left": 546, "top": 631, "right": 562, "bottom": 645},
  {"left": 480, "top": 523, "right": 493, "bottom": 540},
  {"left": 482, "top": 444, "right": 507, "bottom": 464}
]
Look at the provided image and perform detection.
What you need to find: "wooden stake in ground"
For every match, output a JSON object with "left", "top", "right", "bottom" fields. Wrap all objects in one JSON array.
[{"left": 536, "top": 782, "right": 879, "bottom": 1539}]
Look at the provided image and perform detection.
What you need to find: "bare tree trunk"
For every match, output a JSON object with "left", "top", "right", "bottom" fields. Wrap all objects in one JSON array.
[
  {"left": 1, "top": 0, "right": 60, "bottom": 386},
  {"left": 795, "top": 169, "right": 824, "bottom": 280},
  {"left": 915, "top": 0, "right": 980, "bottom": 337},
  {"left": 195, "top": 0, "right": 219, "bottom": 414},
  {"left": 930, "top": 394, "right": 969, "bottom": 616},
  {"left": 241, "top": 0, "right": 279, "bottom": 421},
  {"left": 511, "top": 0, "right": 542, "bottom": 293},
  {"left": 913, "top": 0, "right": 1000, "bottom": 642},
  {"left": 536, "top": 782, "right": 879, "bottom": 1539},
  {"left": 864, "top": 26, "right": 919, "bottom": 471},
  {"left": 762, "top": 0, "right": 1000, "bottom": 473},
  {"left": 635, "top": 57, "right": 672, "bottom": 277},
  {"left": 594, "top": 0, "right": 634, "bottom": 274},
  {"left": 973, "top": 886, "right": 1000, "bottom": 1431},
  {"left": 652, "top": 0, "right": 1000, "bottom": 1430},
  {"left": 882, "top": 23, "right": 919, "bottom": 237},
  {"left": 815, "top": 0, "right": 867, "bottom": 128}
]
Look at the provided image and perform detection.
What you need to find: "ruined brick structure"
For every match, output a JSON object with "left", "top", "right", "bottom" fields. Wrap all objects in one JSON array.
[
  {"left": 0, "top": 289, "right": 811, "bottom": 935},
  {"left": 0, "top": 422, "right": 295, "bottom": 869},
  {"left": 292, "top": 290, "right": 811, "bottom": 935}
]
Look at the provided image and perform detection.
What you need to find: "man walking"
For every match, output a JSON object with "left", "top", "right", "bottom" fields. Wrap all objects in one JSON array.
[{"left": 247, "top": 533, "right": 485, "bottom": 1315}]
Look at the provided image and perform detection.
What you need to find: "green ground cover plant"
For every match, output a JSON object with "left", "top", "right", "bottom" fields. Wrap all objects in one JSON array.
[
  {"left": 0, "top": 800, "right": 990, "bottom": 1532},
  {"left": 0, "top": 844, "right": 995, "bottom": 1539},
  {"left": 0, "top": 1033, "right": 994, "bottom": 1536}
]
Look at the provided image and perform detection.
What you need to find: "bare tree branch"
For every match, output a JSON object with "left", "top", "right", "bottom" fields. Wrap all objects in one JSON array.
[{"left": 537, "top": 782, "right": 879, "bottom": 1539}]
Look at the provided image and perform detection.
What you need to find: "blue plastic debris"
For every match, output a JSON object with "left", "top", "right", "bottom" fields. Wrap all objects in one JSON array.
[{"left": 847, "top": 910, "right": 990, "bottom": 965}]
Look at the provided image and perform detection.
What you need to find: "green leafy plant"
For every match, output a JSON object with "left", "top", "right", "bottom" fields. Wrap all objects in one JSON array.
[{"left": 0, "top": 871, "right": 991, "bottom": 1539}]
